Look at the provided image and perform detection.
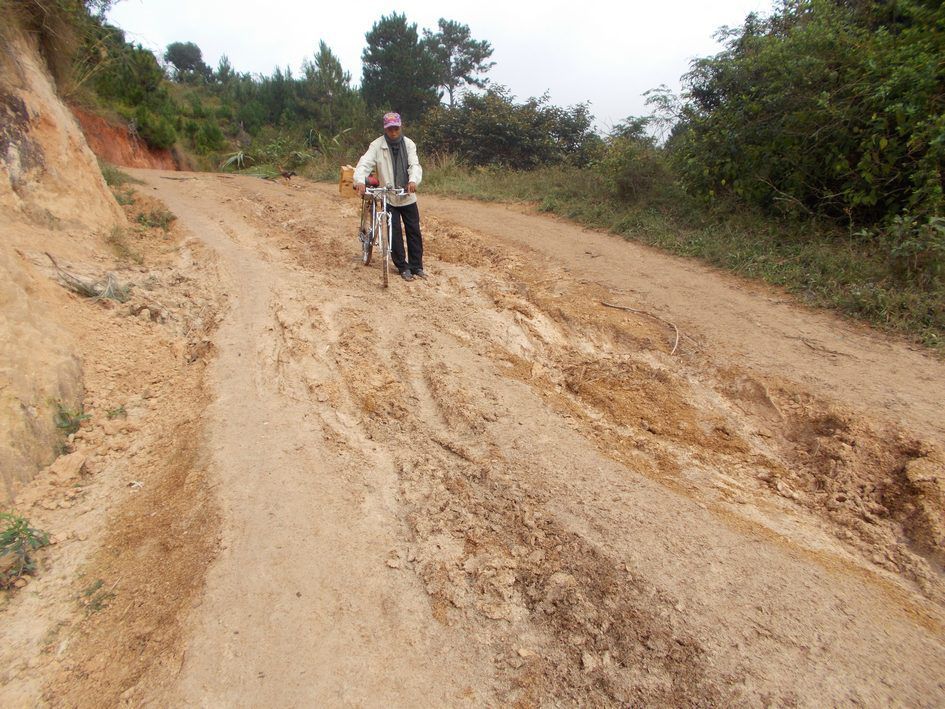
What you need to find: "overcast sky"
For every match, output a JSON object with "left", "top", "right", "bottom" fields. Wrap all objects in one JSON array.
[{"left": 106, "top": 0, "right": 773, "bottom": 131}]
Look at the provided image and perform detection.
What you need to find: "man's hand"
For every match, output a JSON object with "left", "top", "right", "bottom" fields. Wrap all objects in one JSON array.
[
  {"left": 355, "top": 182, "right": 366, "bottom": 196},
  {"left": 407, "top": 181, "right": 417, "bottom": 194}
]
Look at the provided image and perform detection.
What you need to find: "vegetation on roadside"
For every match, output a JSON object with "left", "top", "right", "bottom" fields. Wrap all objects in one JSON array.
[
  {"left": 98, "top": 160, "right": 142, "bottom": 187},
  {"left": 136, "top": 207, "right": 176, "bottom": 232},
  {"left": 0, "top": 512, "right": 50, "bottom": 589}
]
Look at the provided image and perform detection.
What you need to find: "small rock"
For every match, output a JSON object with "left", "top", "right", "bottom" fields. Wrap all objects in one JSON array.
[
  {"left": 581, "top": 651, "right": 599, "bottom": 673},
  {"left": 138, "top": 308, "right": 151, "bottom": 321},
  {"left": 49, "top": 452, "right": 87, "bottom": 479},
  {"left": 386, "top": 558, "right": 401, "bottom": 569},
  {"left": 14, "top": 577, "right": 28, "bottom": 589},
  {"left": 517, "top": 648, "right": 535, "bottom": 658}
]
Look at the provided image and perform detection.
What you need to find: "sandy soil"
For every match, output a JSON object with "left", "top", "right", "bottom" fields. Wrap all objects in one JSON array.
[{"left": 3, "top": 170, "right": 944, "bottom": 706}]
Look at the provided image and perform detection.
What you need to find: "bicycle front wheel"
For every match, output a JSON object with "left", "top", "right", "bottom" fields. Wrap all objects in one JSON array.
[
  {"left": 380, "top": 215, "right": 390, "bottom": 288},
  {"left": 361, "top": 198, "right": 375, "bottom": 266},
  {"left": 361, "top": 231, "right": 373, "bottom": 266}
]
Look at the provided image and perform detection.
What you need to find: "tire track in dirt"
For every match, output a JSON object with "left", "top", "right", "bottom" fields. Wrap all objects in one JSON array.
[
  {"left": 136, "top": 175, "right": 498, "bottom": 706},
  {"left": 118, "top": 171, "right": 945, "bottom": 705}
]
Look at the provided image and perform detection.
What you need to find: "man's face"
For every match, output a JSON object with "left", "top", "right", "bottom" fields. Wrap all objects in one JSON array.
[{"left": 385, "top": 125, "right": 401, "bottom": 139}]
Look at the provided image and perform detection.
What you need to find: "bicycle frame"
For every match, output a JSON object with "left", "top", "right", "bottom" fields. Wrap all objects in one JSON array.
[{"left": 359, "top": 185, "right": 407, "bottom": 287}]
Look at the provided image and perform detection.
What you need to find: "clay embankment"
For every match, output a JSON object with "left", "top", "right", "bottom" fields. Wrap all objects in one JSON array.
[
  {"left": 0, "top": 28, "right": 126, "bottom": 499},
  {"left": 70, "top": 106, "right": 179, "bottom": 170}
]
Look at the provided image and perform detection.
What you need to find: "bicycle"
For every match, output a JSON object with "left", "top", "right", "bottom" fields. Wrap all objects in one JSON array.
[{"left": 358, "top": 185, "right": 407, "bottom": 288}]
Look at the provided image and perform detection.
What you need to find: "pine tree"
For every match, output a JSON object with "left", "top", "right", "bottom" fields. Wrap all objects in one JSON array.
[
  {"left": 423, "top": 19, "right": 495, "bottom": 107},
  {"left": 361, "top": 13, "right": 440, "bottom": 122}
]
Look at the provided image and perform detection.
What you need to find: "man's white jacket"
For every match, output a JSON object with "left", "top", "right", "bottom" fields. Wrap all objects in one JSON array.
[{"left": 353, "top": 135, "right": 422, "bottom": 207}]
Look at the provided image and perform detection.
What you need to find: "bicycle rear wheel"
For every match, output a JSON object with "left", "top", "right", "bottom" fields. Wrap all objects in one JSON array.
[{"left": 380, "top": 214, "right": 390, "bottom": 288}]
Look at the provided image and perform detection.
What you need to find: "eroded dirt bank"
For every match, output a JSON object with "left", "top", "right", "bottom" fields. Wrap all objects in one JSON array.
[{"left": 7, "top": 170, "right": 944, "bottom": 706}]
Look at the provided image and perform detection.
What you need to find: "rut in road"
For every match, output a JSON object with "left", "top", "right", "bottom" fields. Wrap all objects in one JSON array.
[{"left": 55, "top": 172, "right": 945, "bottom": 705}]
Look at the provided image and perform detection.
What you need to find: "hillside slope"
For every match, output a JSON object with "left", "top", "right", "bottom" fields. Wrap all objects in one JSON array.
[{"left": 0, "top": 28, "right": 124, "bottom": 499}]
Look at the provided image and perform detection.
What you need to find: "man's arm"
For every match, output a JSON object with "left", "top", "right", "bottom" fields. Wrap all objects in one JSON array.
[
  {"left": 406, "top": 139, "right": 422, "bottom": 193},
  {"left": 353, "top": 142, "right": 378, "bottom": 196}
]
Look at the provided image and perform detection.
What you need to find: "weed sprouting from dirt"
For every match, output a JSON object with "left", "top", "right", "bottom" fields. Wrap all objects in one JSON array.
[
  {"left": 136, "top": 208, "right": 176, "bottom": 232},
  {"left": 99, "top": 161, "right": 142, "bottom": 187},
  {"left": 114, "top": 189, "right": 135, "bottom": 206},
  {"left": 54, "top": 400, "right": 89, "bottom": 435},
  {"left": 79, "top": 578, "right": 115, "bottom": 614},
  {"left": 106, "top": 405, "right": 127, "bottom": 420},
  {"left": 0, "top": 512, "right": 50, "bottom": 588},
  {"left": 105, "top": 225, "right": 143, "bottom": 264}
]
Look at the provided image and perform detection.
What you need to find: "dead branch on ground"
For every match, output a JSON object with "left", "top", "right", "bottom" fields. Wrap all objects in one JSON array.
[{"left": 45, "top": 252, "right": 130, "bottom": 302}]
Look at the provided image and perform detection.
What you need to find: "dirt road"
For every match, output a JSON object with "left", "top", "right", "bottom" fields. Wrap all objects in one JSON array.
[{"left": 29, "top": 171, "right": 945, "bottom": 705}]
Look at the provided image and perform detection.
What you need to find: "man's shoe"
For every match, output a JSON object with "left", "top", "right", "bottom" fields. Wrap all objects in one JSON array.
[
  {"left": 412, "top": 268, "right": 428, "bottom": 279},
  {"left": 400, "top": 269, "right": 414, "bottom": 281}
]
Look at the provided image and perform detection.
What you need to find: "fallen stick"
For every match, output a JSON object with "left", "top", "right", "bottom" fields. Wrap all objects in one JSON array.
[{"left": 601, "top": 301, "right": 681, "bottom": 355}]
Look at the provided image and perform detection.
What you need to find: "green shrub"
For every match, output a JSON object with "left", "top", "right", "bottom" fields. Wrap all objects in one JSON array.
[
  {"left": 883, "top": 214, "right": 945, "bottom": 289},
  {"left": 133, "top": 105, "right": 176, "bottom": 150},
  {"left": 675, "top": 0, "right": 944, "bottom": 229},
  {"left": 194, "top": 120, "right": 226, "bottom": 154},
  {"left": 420, "top": 86, "right": 601, "bottom": 168},
  {"left": 598, "top": 136, "right": 674, "bottom": 204},
  {"left": 1, "top": 513, "right": 50, "bottom": 588}
]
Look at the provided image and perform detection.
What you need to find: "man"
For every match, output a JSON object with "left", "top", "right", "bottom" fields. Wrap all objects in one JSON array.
[{"left": 353, "top": 112, "right": 426, "bottom": 281}]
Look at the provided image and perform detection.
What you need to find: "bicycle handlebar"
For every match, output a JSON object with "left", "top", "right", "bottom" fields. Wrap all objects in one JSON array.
[{"left": 364, "top": 186, "right": 408, "bottom": 197}]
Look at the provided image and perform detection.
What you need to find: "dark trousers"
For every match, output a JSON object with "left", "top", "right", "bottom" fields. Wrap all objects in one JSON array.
[{"left": 389, "top": 202, "right": 423, "bottom": 272}]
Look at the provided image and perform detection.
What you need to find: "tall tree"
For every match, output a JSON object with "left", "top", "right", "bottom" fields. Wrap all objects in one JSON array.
[
  {"left": 163, "top": 41, "right": 210, "bottom": 83},
  {"left": 301, "top": 40, "right": 354, "bottom": 133},
  {"left": 361, "top": 13, "right": 440, "bottom": 121},
  {"left": 215, "top": 55, "right": 234, "bottom": 84},
  {"left": 423, "top": 19, "right": 495, "bottom": 107}
]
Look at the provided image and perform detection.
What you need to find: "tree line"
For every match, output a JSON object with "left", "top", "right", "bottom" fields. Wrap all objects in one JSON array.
[{"left": 74, "top": 9, "right": 599, "bottom": 168}]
